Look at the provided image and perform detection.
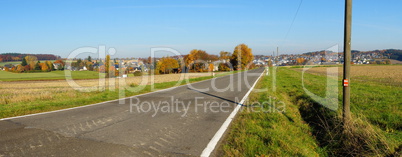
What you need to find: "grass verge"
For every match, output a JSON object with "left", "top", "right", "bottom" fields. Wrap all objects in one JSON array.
[
  {"left": 222, "top": 67, "right": 401, "bottom": 156},
  {"left": 221, "top": 68, "right": 325, "bottom": 156}
]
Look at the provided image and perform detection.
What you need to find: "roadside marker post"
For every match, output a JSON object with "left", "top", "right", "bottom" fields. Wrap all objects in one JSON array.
[{"left": 343, "top": 79, "right": 349, "bottom": 87}]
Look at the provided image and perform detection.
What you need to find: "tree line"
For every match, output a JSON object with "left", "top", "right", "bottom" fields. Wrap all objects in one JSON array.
[
  {"left": 3, "top": 55, "right": 65, "bottom": 73},
  {"left": 144, "top": 43, "right": 255, "bottom": 75},
  {"left": 0, "top": 53, "right": 60, "bottom": 62},
  {"left": 2, "top": 43, "right": 255, "bottom": 76},
  {"left": 96, "top": 43, "right": 255, "bottom": 77}
]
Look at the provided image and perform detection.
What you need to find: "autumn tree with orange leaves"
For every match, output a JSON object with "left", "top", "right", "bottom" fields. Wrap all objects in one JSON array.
[
  {"left": 219, "top": 51, "right": 231, "bottom": 61},
  {"left": 185, "top": 49, "right": 218, "bottom": 72},
  {"left": 296, "top": 58, "right": 306, "bottom": 65},
  {"left": 230, "top": 44, "right": 254, "bottom": 70},
  {"left": 156, "top": 57, "right": 179, "bottom": 74},
  {"left": 54, "top": 60, "right": 65, "bottom": 70},
  {"left": 39, "top": 63, "right": 49, "bottom": 71}
]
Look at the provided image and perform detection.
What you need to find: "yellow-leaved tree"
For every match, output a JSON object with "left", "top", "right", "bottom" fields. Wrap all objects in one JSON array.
[
  {"left": 45, "top": 61, "right": 54, "bottom": 70},
  {"left": 25, "top": 55, "right": 38, "bottom": 70},
  {"left": 219, "top": 51, "right": 231, "bottom": 61},
  {"left": 39, "top": 63, "right": 49, "bottom": 71},
  {"left": 16, "top": 64, "right": 24, "bottom": 73},
  {"left": 230, "top": 44, "right": 253, "bottom": 70},
  {"left": 185, "top": 49, "right": 213, "bottom": 72},
  {"left": 156, "top": 57, "right": 179, "bottom": 74}
]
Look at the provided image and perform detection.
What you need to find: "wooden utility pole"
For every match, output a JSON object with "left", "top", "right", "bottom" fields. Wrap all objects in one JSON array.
[{"left": 343, "top": 0, "right": 352, "bottom": 125}]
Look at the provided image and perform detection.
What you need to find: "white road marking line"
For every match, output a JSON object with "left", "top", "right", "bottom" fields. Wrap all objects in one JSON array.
[{"left": 200, "top": 69, "right": 265, "bottom": 157}]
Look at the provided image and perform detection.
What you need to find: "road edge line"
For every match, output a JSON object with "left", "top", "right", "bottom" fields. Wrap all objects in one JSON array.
[{"left": 200, "top": 69, "right": 265, "bottom": 157}]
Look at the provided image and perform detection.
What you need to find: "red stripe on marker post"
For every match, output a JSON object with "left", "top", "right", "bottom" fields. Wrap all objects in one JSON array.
[{"left": 343, "top": 79, "right": 349, "bottom": 87}]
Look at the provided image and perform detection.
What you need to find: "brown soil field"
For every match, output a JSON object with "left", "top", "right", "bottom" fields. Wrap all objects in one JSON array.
[
  {"left": 292, "top": 65, "right": 402, "bottom": 85},
  {"left": 0, "top": 72, "right": 219, "bottom": 105}
]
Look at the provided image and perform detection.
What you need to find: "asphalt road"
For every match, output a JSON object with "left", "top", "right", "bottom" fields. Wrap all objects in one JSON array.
[{"left": 0, "top": 68, "right": 264, "bottom": 157}]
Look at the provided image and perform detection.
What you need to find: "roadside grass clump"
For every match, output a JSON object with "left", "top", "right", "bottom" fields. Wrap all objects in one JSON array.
[
  {"left": 341, "top": 116, "right": 392, "bottom": 156},
  {"left": 297, "top": 95, "right": 392, "bottom": 156}
]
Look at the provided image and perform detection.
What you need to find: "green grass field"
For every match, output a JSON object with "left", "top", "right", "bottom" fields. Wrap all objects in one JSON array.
[
  {"left": 0, "top": 61, "right": 21, "bottom": 66},
  {"left": 0, "top": 70, "right": 105, "bottom": 81},
  {"left": 0, "top": 60, "right": 56, "bottom": 66},
  {"left": 222, "top": 66, "right": 401, "bottom": 156}
]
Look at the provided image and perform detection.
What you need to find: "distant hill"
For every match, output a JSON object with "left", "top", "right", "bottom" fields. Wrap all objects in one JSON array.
[
  {"left": 302, "top": 49, "right": 402, "bottom": 61},
  {"left": 0, "top": 53, "right": 60, "bottom": 62},
  {"left": 353, "top": 49, "right": 402, "bottom": 61}
]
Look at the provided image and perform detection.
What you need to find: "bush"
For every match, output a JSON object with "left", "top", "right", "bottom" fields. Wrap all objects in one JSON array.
[
  {"left": 218, "top": 63, "right": 231, "bottom": 71},
  {"left": 133, "top": 71, "right": 142, "bottom": 76}
]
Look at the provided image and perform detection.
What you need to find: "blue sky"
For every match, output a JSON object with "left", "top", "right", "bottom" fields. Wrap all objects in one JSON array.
[{"left": 1, "top": 0, "right": 401, "bottom": 58}]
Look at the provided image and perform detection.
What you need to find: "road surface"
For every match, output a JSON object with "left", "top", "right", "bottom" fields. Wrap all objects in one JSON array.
[{"left": 0, "top": 68, "right": 264, "bottom": 156}]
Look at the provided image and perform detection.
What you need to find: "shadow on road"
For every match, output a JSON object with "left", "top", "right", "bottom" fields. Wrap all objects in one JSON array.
[{"left": 186, "top": 87, "right": 244, "bottom": 106}]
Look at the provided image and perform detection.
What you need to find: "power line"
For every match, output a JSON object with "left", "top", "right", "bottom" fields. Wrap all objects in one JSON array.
[{"left": 283, "top": 0, "right": 303, "bottom": 42}]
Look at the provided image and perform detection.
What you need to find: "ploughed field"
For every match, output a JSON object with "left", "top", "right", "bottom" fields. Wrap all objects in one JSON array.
[{"left": 294, "top": 65, "right": 402, "bottom": 86}]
